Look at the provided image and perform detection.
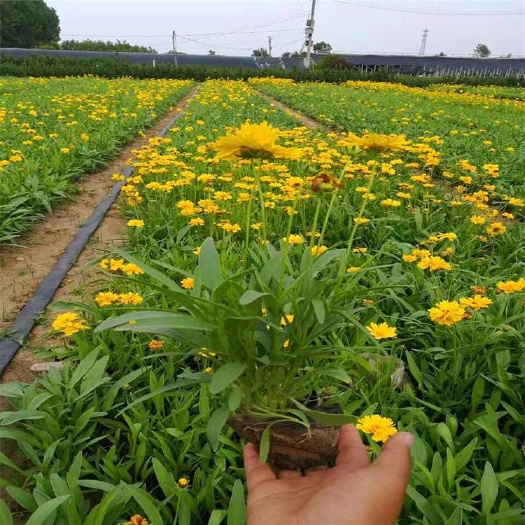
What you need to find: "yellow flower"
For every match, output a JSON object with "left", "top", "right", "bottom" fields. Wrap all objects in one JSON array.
[
  {"left": 366, "top": 322, "right": 397, "bottom": 340},
  {"left": 282, "top": 234, "right": 304, "bottom": 245},
  {"left": 470, "top": 215, "right": 486, "bottom": 225},
  {"left": 51, "top": 312, "right": 88, "bottom": 336},
  {"left": 80, "top": 133, "right": 90, "bottom": 142},
  {"left": 178, "top": 477, "right": 190, "bottom": 488},
  {"left": 459, "top": 295, "right": 493, "bottom": 311},
  {"left": 60, "top": 147, "right": 70, "bottom": 154},
  {"left": 189, "top": 218, "right": 205, "bottom": 226},
  {"left": 204, "top": 367, "right": 213, "bottom": 374},
  {"left": 354, "top": 217, "right": 370, "bottom": 225},
  {"left": 343, "top": 132, "right": 409, "bottom": 152},
  {"left": 211, "top": 121, "right": 303, "bottom": 160},
  {"left": 311, "top": 245, "right": 328, "bottom": 256},
  {"left": 417, "top": 256, "right": 453, "bottom": 272},
  {"left": 127, "top": 219, "right": 144, "bottom": 227},
  {"left": 381, "top": 199, "right": 402, "bottom": 208},
  {"left": 402, "top": 254, "right": 418, "bottom": 263},
  {"left": 95, "top": 291, "right": 120, "bottom": 307},
  {"left": 347, "top": 266, "right": 361, "bottom": 273},
  {"left": 486, "top": 222, "right": 507, "bottom": 236},
  {"left": 428, "top": 301, "right": 465, "bottom": 326},
  {"left": 122, "top": 263, "right": 144, "bottom": 275},
  {"left": 280, "top": 314, "right": 294, "bottom": 326},
  {"left": 497, "top": 280, "right": 525, "bottom": 294},
  {"left": 118, "top": 292, "right": 144, "bottom": 306},
  {"left": 148, "top": 339, "right": 164, "bottom": 350},
  {"left": 124, "top": 515, "right": 149, "bottom": 525},
  {"left": 181, "top": 277, "right": 195, "bottom": 289},
  {"left": 356, "top": 414, "right": 398, "bottom": 442}
]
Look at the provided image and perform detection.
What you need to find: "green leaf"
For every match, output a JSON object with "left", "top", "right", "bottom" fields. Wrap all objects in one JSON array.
[
  {"left": 152, "top": 458, "right": 177, "bottom": 498},
  {"left": 127, "top": 485, "right": 164, "bottom": 525},
  {"left": 199, "top": 237, "right": 222, "bottom": 291},
  {"left": 444, "top": 506, "right": 463, "bottom": 525},
  {"left": 78, "top": 480, "right": 116, "bottom": 493},
  {"left": 0, "top": 410, "right": 45, "bottom": 426},
  {"left": 454, "top": 438, "right": 477, "bottom": 472},
  {"left": 481, "top": 462, "right": 498, "bottom": 515},
  {"left": 95, "top": 311, "right": 213, "bottom": 334},
  {"left": 259, "top": 425, "right": 271, "bottom": 464},
  {"left": 210, "top": 364, "right": 247, "bottom": 395},
  {"left": 0, "top": 499, "right": 13, "bottom": 525},
  {"left": 239, "top": 291, "right": 269, "bottom": 306},
  {"left": 207, "top": 406, "right": 231, "bottom": 451},
  {"left": 311, "top": 299, "right": 326, "bottom": 324},
  {"left": 208, "top": 510, "right": 227, "bottom": 525},
  {"left": 406, "top": 352, "right": 423, "bottom": 387},
  {"left": 227, "top": 480, "right": 246, "bottom": 525},
  {"left": 301, "top": 407, "right": 353, "bottom": 426},
  {"left": 315, "top": 367, "right": 350, "bottom": 384},
  {"left": 25, "top": 495, "right": 70, "bottom": 525},
  {"left": 113, "top": 247, "right": 183, "bottom": 292},
  {"left": 69, "top": 348, "right": 99, "bottom": 389},
  {"left": 6, "top": 486, "right": 37, "bottom": 512}
]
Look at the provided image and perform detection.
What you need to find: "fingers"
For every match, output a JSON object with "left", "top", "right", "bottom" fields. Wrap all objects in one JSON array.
[
  {"left": 243, "top": 443, "right": 276, "bottom": 491},
  {"left": 372, "top": 432, "right": 413, "bottom": 489},
  {"left": 336, "top": 424, "right": 370, "bottom": 470}
]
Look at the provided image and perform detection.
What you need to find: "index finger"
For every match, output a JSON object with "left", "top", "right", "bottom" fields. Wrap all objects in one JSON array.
[{"left": 336, "top": 424, "right": 370, "bottom": 470}]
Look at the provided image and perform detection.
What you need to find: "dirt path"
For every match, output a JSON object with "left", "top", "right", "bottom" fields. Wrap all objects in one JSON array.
[{"left": 0, "top": 86, "right": 199, "bottom": 385}]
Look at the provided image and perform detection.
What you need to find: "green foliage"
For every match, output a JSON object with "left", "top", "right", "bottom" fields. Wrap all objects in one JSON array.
[
  {"left": 1, "top": 55, "right": 523, "bottom": 87},
  {"left": 251, "top": 48, "right": 269, "bottom": 57},
  {"left": 473, "top": 44, "right": 491, "bottom": 58},
  {"left": 0, "top": 0, "right": 60, "bottom": 48},
  {"left": 59, "top": 39, "right": 157, "bottom": 53},
  {"left": 313, "top": 41, "right": 333, "bottom": 53},
  {"left": 317, "top": 54, "right": 355, "bottom": 70}
]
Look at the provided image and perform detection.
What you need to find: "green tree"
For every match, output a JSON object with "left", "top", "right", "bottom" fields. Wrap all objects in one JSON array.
[
  {"left": 313, "top": 41, "right": 332, "bottom": 53},
  {"left": 0, "top": 0, "right": 60, "bottom": 48},
  {"left": 59, "top": 39, "right": 157, "bottom": 53},
  {"left": 473, "top": 43, "right": 491, "bottom": 57},
  {"left": 208, "top": 49, "right": 216, "bottom": 55},
  {"left": 252, "top": 48, "right": 269, "bottom": 57}
]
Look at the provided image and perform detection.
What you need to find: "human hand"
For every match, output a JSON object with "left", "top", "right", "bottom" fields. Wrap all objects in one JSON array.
[{"left": 243, "top": 424, "right": 414, "bottom": 525}]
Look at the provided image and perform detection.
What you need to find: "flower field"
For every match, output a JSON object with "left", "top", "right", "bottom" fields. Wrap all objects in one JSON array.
[
  {"left": 0, "top": 79, "right": 524, "bottom": 524},
  {"left": 0, "top": 77, "right": 194, "bottom": 244}
]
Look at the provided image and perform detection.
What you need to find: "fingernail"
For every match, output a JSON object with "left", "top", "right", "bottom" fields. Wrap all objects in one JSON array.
[{"left": 399, "top": 432, "right": 414, "bottom": 447}]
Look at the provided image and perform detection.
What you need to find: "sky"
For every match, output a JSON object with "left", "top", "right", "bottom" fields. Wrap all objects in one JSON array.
[{"left": 45, "top": 0, "right": 525, "bottom": 57}]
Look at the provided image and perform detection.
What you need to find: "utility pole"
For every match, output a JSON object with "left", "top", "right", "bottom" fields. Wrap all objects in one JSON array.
[
  {"left": 172, "top": 30, "right": 178, "bottom": 67},
  {"left": 304, "top": 0, "right": 317, "bottom": 68},
  {"left": 268, "top": 36, "right": 272, "bottom": 56},
  {"left": 419, "top": 29, "right": 428, "bottom": 56}
]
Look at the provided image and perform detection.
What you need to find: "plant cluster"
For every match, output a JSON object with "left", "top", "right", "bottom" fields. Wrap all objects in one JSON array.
[{"left": 0, "top": 79, "right": 523, "bottom": 524}]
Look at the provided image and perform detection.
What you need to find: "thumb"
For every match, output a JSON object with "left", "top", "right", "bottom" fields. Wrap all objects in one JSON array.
[{"left": 372, "top": 432, "right": 414, "bottom": 485}]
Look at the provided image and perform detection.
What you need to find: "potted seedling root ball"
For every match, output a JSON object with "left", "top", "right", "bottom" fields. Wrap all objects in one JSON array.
[{"left": 96, "top": 123, "right": 407, "bottom": 469}]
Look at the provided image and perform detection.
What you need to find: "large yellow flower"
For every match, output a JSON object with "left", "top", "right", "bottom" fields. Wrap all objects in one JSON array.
[
  {"left": 211, "top": 121, "right": 303, "bottom": 160},
  {"left": 356, "top": 414, "right": 398, "bottom": 442},
  {"left": 341, "top": 132, "right": 410, "bottom": 152},
  {"left": 428, "top": 300, "right": 465, "bottom": 326}
]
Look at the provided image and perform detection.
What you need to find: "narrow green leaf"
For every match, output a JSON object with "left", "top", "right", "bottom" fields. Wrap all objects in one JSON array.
[
  {"left": 127, "top": 485, "right": 164, "bottom": 525},
  {"left": 259, "top": 425, "right": 271, "bottom": 464},
  {"left": 481, "top": 462, "right": 498, "bottom": 515},
  {"left": 199, "top": 237, "right": 222, "bottom": 291},
  {"left": 210, "top": 364, "right": 247, "bottom": 395},
  {"left": 207, "top": 406, "right": 231, "bottom": 451},
  {"left": 227, "top": 480, "right": 246, "bottom": 525},
  {"left": 0, "top": 499, "right": 13, "bottom": 525},
  {"left": 239, "top": 291, "right": 269, "bottom": 306},
  {"left": 6, "top": 486, "right": 37, "bottom": 512},
  {"left": 406, "top": 352, "right": 423, "bottom": 387},
  {"left": 454, "top": 438, "right": 477, "bottom": 472},
  {"left": 302, "top": 408, "right": 353, "bottom": 426},
  {"left": 152, "top": 458, "right": 177, "bottom": 498},
  {"left": 208, "top": 510, "right": 227, "bottom": 525},
  {"left": 311, "top": 299, "right": 326, "bottom": 325},
  {"left": 25, "top": 495, "right": 70, "bottom": 525},
  {"left": 69, "top": 349, "right": 99, "bottom": 389}
]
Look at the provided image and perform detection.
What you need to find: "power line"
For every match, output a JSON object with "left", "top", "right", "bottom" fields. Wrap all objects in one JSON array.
[{"left": 332, "top": 0, "right": 525, "bottom": 16}]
